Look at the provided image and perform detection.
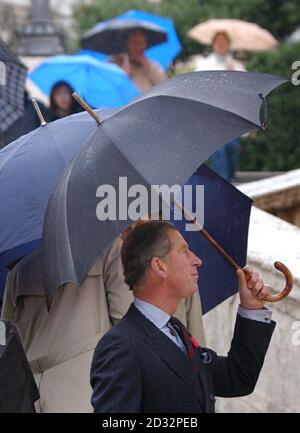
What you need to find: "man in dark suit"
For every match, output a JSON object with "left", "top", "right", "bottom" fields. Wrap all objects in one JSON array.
[{"left": 91, "top": 221, "right": 276, "bottom": 413}]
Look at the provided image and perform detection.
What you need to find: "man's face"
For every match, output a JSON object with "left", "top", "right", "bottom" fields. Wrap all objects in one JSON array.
[
  {"left": 126, "top": 30, "right": 147, "bottom": 58},
  {"left": 163, "top": 230, "right": 202, "bottom": 299},
  {"left": 212, "top": 33, "right": 231, "bottom": 56}
]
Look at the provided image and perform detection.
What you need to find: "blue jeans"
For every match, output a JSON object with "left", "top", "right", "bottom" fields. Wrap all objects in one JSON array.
[{"left": 210, "top": 138, "right": 240, "bottom": 181}]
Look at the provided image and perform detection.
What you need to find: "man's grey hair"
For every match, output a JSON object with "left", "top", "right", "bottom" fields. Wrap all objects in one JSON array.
[{"left": 121, "top": 220, "right": 177, "bottom": 291}]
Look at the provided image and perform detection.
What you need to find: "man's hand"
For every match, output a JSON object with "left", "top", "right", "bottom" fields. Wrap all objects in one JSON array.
[{"left": 237, "top": 266, "right": 271, "bottom": 310}]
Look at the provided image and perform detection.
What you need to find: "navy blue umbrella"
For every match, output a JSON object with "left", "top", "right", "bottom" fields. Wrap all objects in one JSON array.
[
  {"left": 171, "top": 165, "right": 252, "bottom": 314},
  {"left": 0, "top": 108, "right": 116, "bottom": 301}
]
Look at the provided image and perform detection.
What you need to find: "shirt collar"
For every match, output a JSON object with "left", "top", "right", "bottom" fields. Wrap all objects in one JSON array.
[{"left": 134, "top": 298, "right": 170, "bottom": 330}]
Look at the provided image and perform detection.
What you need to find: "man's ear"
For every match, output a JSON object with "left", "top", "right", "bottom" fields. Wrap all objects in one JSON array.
[{"left": 149, "top": 257, "right": 167, "bottom": 279}]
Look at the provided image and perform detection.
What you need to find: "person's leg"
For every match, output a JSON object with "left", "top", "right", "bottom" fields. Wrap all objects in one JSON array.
[
  {"left": 209, "top": 145, "right": 229, "bottom": 180},
  {"left": 225, "top": 138, "right": 240, "bottom": 181}
]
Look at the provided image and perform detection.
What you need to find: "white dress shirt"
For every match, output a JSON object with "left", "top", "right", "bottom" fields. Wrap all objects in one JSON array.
[{"left": 134, "top": 298, "right": 272, "bottom": 352}]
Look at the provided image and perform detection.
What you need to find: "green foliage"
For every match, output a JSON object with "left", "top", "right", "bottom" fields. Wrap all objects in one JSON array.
[
  {"left": 238, "top": 41, "right": 300, "bottom": 171},
  {"left": 199, "top": 0, "right": 300, "bottom": 40}
]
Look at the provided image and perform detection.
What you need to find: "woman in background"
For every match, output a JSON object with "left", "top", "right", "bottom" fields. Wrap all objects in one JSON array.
[
  {"left": 49, "top": 81, "right": 83, "bottom": 121},
  {"left": 194, "top": 31, "right": 246, "bottom": 181}
]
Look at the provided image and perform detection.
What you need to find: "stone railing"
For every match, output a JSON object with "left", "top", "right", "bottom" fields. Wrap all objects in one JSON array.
[
  {"left": 238, "top": 169, "right": 300, "bottom": 227},
  {"left": 203, "top": 205, "right": 300, "bottom": 412}
]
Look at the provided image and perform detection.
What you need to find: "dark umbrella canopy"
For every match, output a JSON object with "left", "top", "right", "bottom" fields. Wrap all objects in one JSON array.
[
  {"left": 81, "top": 18, "right": 167, "bottom": 54},
  {"left": 171, "top": 165, "right": 252, "bottom": 314},
  {"left": 43, "top": 71, "right": 287, "bottom": 300},
  {"left": 0, "top": 38, "right": 27, "bottom": 133}
]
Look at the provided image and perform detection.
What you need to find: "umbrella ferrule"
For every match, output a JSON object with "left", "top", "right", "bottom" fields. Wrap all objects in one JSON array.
[
  {"left": 32, "top": 99, "right": 47, "bottom": 127},
  {"left": 72, "top": 92, "right": 101, "bottom": 126}
]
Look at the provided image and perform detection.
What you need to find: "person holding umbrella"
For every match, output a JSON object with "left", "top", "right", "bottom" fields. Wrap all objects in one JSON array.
[
  {"left": 188, "top": 20, "right": 278, "bottom": 181},
  {"left": 81, "top": 15, "right": 168, "bottom": 92},
  {"left": 91, "top": 220, "right": 276, "bottom": 413},
  {"left": 111, "top": 29, "right": 167, "bottom": 92},
  {"left": 193, "top": 31, "right": 246, "bottom": 72}
]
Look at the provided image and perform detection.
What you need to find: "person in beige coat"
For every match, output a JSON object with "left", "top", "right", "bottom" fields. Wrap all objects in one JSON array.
[
  {"left": 1, "top": 236, "right": 206, "bottom": 413},
  {"left": 111, "top": 30, "right": 167, "bottom": 92}
]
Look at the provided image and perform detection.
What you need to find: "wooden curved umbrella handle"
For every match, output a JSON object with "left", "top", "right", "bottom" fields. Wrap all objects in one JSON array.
[
  {"left": 259, "top": 261, "right": 293, "bottom": 303},
  {"left": 199, "top": 225, "right": 294, "bottom": 303},
  {"left": 243, "top": 261, "right": 293, "bottom": 302}
]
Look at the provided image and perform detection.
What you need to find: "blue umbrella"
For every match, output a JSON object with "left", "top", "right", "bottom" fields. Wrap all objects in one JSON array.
[
  {"left": 77, "top": 48, "right": 107, "bottom": 62},
  {"left": 0, "top": 108, "right": 116, "bottom": 301},
  {"left": 29, "top": 54, "right": 140, "bottom": 108},
  {"left": 80, "top": 10, "right": 181, "bottom": 70},
  {"left": 171, "top": 165, "right": 252, "bottom": 314}
]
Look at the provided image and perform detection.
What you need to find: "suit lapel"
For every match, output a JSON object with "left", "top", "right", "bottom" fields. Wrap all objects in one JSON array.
[{"left": 126, "top": 304, "right": 205, "bottom": 409}]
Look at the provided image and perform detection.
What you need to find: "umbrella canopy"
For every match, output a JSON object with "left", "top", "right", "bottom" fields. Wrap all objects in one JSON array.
[
  {"left": 77, "top": 48, "right": 107, "bottom": 62},
  {"left": 171, "top": 165, "right": 252, "bottom": 314},
  {"left": 80, "top": 10, "right": 181, "bottom": 69},
  {"left": 0, "top": 110, "right": 112, "bottom": 254},
  {"left": 81, "top": 17, "right": 167, "bottom": 55},
  {"left": 0, "top": 38, "right": 27, "bottom": 133},
  {"left": 188, "top": 19, "right": 278, "bottom": 52},
  {"left": 0, "top": 108, "right": 117, "bottom": 300},
  {"left": 29, "top": 55, "right": 140, "bottom": 108},
  {"left": 42, "top": 70, "right": 286, "bottom": 300}
]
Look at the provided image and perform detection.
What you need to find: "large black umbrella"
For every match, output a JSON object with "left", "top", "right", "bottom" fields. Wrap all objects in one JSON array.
[
  {"left": 0, "top": 38, "right": 27, "bottom": 134},
  {"left": 43, "top": 71, "right": 287, "bottom": 301},
  {"left": 81, "top": 17, "right": 167, "bottom": 54}
]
